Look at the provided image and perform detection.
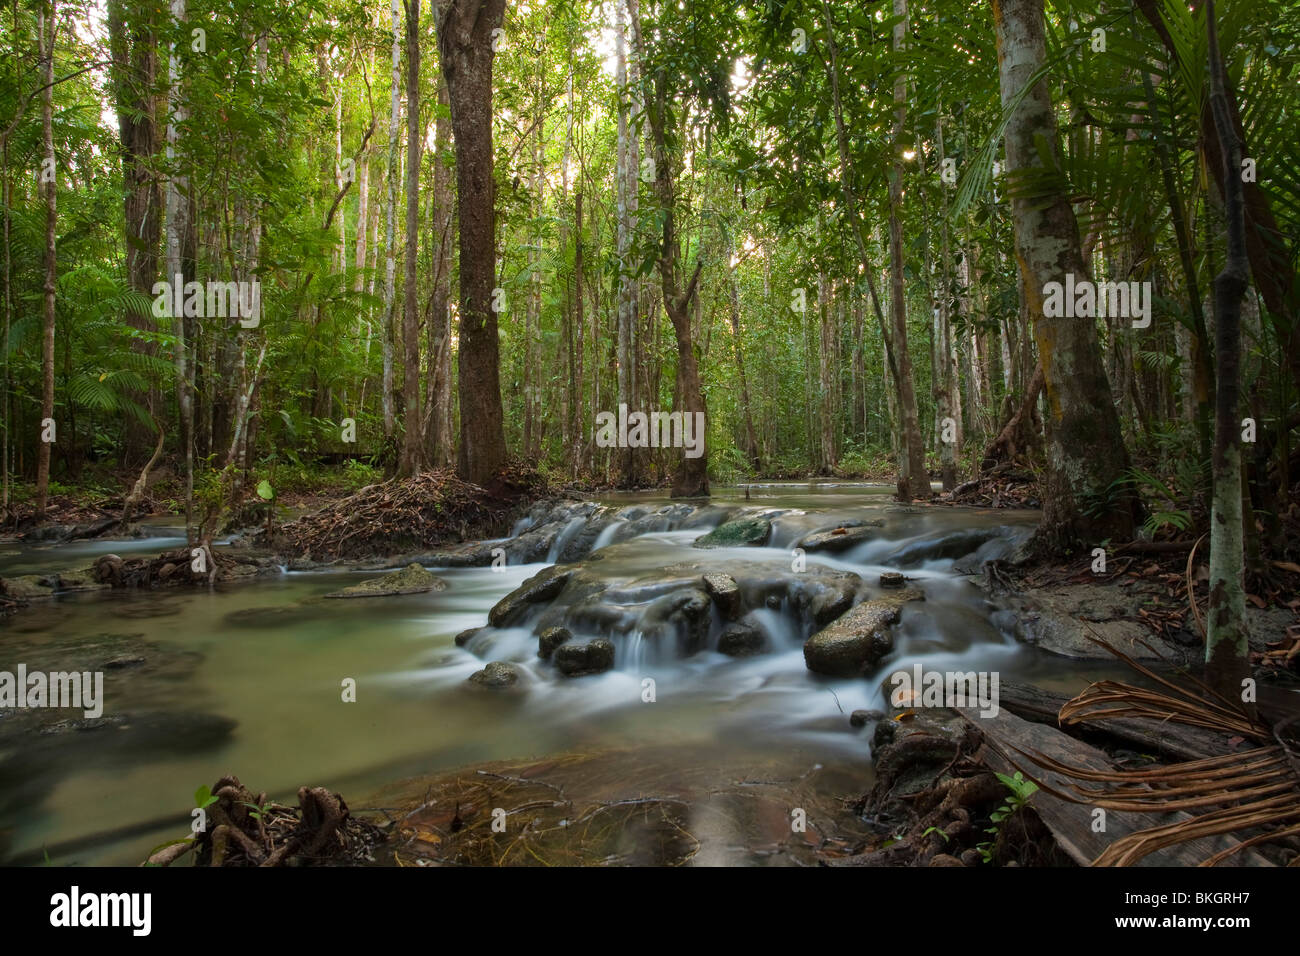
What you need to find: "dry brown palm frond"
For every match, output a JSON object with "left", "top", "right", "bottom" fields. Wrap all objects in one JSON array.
[
  {"left": 997, "top": 629, "right": 1300, "bottom": 867},
  {"left": 1059, "top": 630, "right": 1263, "bottom": 737}
]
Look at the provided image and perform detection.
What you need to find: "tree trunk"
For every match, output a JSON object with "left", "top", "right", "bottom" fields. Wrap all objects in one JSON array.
[
  {"left": 108, "top": 0, "right": 162, "bottom": 465},
  {"left": 728, "top": 248, "right": 760, "bottom": 472},
  {"left": 818, "top": 275, "right": 836, "bottom": 473},
  {"left": 423, "top": 76, "right": 454, "bottom": 467},
  {"left": 353, "top": 53, "right": 373, "bottom": 292},
  {"left": 614, "top": 0, "right": 637, "bottom": 486},
  {"left": 437, "top": 0, "right": 507, "bottom": 486},
  {"left": 399, "top": 0, "right": 424, "bottom": 477},
  {"left": 35, "top": 1, "right": 57, "bottom": 517},
  {"left": 163, "top": 0, "right": 194, "bottom": 539},
  {"left": 381, "top": 0, "right": 401, "bottom": 444},
  {"left": 572, "top": 189, "right": 585, "bottom": 479},
  {"left": 992, "top": 0, "right": 1137, "bottom": 549},
  {"left": 886, "top": 0, "right": 928, "bottom": 499},
  {"left": 646, "top": 69, "right": 707, "bottom": 499},
  {"left": 1203, "top": 1, "right": 1251, "bottom": 704}
]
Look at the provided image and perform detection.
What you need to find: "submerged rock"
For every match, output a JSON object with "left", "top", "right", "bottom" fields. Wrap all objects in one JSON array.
[
  {"left": 324, "top": 563, "right": 446, "bottom": 598},
  {"left": 798, "top": 520, "right": 884, "bottom": 553},
  {"left": 468, "top": 661, "right": 522, "bottom": 689},
  {"left": 692, "top": 516, "right": 772, "bottom": 549},
  {"left": 885, "top": 528, "right": 1004, "bottom": 567},
  {"left": 554, "top": 639, "right": 615, "bottom": 676},
  {"left": 803, "top": 588, "right": 924, "bottom": 676}
]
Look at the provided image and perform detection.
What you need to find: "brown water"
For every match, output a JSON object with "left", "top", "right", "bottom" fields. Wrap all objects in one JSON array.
[{"left": 0, "top": 484, "right": 1124, "bottom": 865}]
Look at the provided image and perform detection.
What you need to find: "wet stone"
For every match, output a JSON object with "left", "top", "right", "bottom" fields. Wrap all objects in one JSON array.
[
  {"left": 554, "top": 639, "right": 615, "bottom": 677},
  {"left": 468, "top": 661, "right": 521, "bottom": 689},
  {"left": 537, "top": 625, "right": 572, "bottom": 659}
]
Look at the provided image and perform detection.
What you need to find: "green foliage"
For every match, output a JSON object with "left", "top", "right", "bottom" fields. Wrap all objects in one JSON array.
[
  {"left": 976, "top": 771, "right": 1040, "bottom": 864},
  {"left": 194, "top": 785, "right": 219, "bottom": 812}
]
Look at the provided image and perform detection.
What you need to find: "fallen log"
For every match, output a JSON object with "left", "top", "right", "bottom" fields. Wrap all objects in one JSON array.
[
  {"left": 996, "top": 680, "right": 1237, "bottom": 763},
  {"left": 956, "top": 706, "right": 1272, "bottom": 866}
]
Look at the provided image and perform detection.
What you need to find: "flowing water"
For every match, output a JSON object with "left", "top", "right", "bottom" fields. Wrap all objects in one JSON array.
[{"left": 0, "top": 483, "right": 1126, "bottom": 865}]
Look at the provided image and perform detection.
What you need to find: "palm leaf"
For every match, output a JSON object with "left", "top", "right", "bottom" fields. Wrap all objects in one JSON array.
[{"left": 1003, "top": 631, "right": 1300, "bottom": 866}]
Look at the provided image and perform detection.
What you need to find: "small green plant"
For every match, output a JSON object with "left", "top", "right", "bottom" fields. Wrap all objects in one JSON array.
[
  {"left": 921, "top": 826, "right": 950, "bottom": 844},
  {"left": 194, "top": 784, "right": 219, "bottom": 812},
  {"left": 976, "top": 771, "right": 1039, "bottom": 864}
]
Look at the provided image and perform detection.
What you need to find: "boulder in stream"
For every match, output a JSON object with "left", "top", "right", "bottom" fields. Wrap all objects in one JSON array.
[
  {"left": 538, "top": 625, "right": 572, "bottom": 659},
  {"left": 803, "top": 588, "right": 924, "bottom": 676},
  {"left": 468, "top": 661, "right": 522, "bottom": 689},
  {"left": 554, "top": 639, "right": 615, "bottom": 676},
  {"left": 701, "top": 572, "right": 741, "bottom": 619},
  {"left": 324, "top": 563, "right": 447, "bottom": 598},
  {"left": 717, "top": 616, "right": 767, "bottom": 656},
  {"left": 798, "top": 520, "right": 884, "bottom": 553},
  {"left": 489, "top": 565, "right": 576, "bottom": 627},
  {"left": 454, "top": 627, "right": 482, "bottom": 647},
  {"left": 692, "top": 516, "right": 772, "bottom": 549}
]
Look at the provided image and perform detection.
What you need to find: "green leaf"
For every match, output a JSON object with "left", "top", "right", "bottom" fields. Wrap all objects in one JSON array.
[{"left": 256, "top": 479, "right": 275, "bottom": 501}]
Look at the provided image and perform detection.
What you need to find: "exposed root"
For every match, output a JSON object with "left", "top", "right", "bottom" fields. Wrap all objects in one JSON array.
[{"left": 146, "top": 775, "right": 387, "bottom": 867}]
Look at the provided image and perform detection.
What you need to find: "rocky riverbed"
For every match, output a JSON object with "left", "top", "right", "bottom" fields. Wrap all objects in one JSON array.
[{"left": 2, "top": 485, "right": 1296, "bottom": 866}]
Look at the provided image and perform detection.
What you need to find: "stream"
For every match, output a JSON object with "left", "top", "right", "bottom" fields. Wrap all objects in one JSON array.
[{"left": 0, "top": 483, "right": 1128, "bottom": 866}]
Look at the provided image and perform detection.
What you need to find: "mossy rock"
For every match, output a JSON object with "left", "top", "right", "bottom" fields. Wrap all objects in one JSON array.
[
  {"left": 692, "top": 516, "right": 772, "bottom": 549},
  {"left": 324, "top": 563, "right": 447, "bottom": 598}
]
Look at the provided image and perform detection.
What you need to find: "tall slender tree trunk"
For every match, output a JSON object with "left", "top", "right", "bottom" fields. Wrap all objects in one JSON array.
[
  {"left": 886, "top": 0, "right": 928, "bottom": 499},
  {"left": 423, "top": 76, "right": 454, "bottom": 467},
  {"left": 165, "top": 0, "right": 195, "bottom": 540},
  {"left": 646, "top": 71, "right": 707, "bottom": 498},
  {"left": 353, "top": 52, "right": 373, "bottom": 292},
  {"left": 818, "top": 275, "right": 836, "bottom": 473},
  {"left": 934, "top": 112, "right": 958, "bottom": 490},
  {"left": 992, "top": 0, "right": 1137, "bottom": 549},
  {"left": 572, "top": 189, "right": 585, "bottom": 479},
  {"left": 851, "top": 291, "right": 865, "bottom": 442},
  {"left": 437, "top": 0, "right": 507, "bottom": 486},
  {"left": 381, "top": 0, "right": 401, "bottom": 444},
  {"left": 399, "top": 0, "right": 425, "bottom": 476},
  {"left": 614, "top": 0, "right": 637, "bottom": 486},
  {"left": 728, "top": 246, "right": 760, "bottom": 471},
  {"left": 1203, "top": 0, "right": 1251, "bottom": 703},
  {"left": 35, "top": 1, "right": 57, "bottom": 517},
  {"left": 523, "top": 60, "right": 544, "bottom": 459}
]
